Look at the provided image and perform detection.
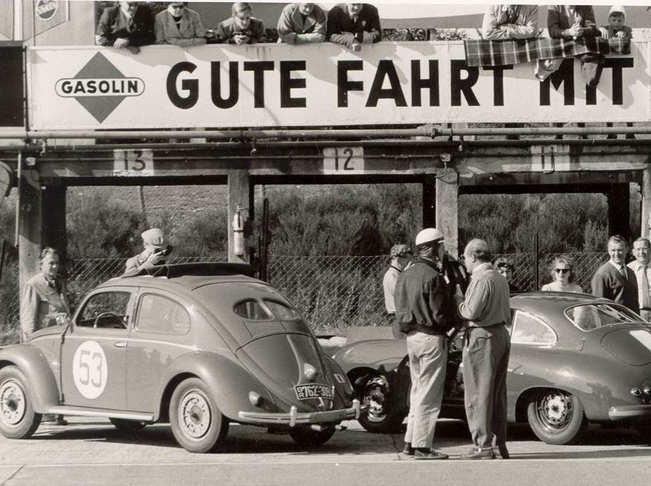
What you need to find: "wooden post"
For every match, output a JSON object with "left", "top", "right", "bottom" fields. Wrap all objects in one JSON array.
[
  {"left": 607, "top": 184, "right": 630, "bottom": 239},
  {"left": 228, "top": 170, "right": 251, "bottom": 263},
  {"left": 18, "top": 167, "right": 42, "bottom": 294},
  {"left": 642, "top": 167, "right": 651, "bottom": 240},
  {"left": 435, "top": 169, "right": 459, "bottom": 258}
]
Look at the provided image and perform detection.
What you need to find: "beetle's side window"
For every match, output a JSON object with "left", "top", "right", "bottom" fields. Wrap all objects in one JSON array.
[
  {"left": 234, "top": 300, "right": 272, "bottom": 320},
  {"left": 76, "top": 292, "right": 131, "bottom": 330},
  {"left": 136, "top": 294, "right": 191, "bottom": 334},
  {"left": 511, "top": 311, "right": 556, "bottom": 345}
]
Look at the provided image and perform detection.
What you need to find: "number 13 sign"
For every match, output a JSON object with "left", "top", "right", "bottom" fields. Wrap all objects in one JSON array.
[{"left": 323, "top": 147, "right": 364, "bottom": 174}]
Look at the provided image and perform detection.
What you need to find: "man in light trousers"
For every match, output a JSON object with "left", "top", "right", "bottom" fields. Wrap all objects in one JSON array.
[
  {"left": 455, "top": 239, "right": 511, "bottom": 460},
  {"left": 394, "top": 228, "right": 454, "bottom": 460}
]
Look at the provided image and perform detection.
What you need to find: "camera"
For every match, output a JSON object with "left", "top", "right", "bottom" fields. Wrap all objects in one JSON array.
[{"left": 154, "top": 245, "right": 173, "bottom": 257}]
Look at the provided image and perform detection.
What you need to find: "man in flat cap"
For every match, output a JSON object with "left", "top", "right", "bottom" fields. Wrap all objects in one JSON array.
[{"left": 125, "top": 228, "right": 171, "bottom": 274}]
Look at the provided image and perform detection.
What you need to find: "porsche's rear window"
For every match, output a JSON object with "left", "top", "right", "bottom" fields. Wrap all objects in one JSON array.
[
  {"left": 565, "top": 303, "right": 639, "bottom": 331},
  {"left": 233, "top": 299, "right": 299, "bottom": 321}
]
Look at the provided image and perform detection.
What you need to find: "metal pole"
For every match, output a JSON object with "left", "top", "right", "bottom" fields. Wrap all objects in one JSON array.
[{"left": 533, "top": 233, "right": 539, "bottom": 292}]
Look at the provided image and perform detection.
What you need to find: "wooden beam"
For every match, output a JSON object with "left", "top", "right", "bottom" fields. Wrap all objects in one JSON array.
[
  {"left": 436, "top": 170, "right": 459, "bottom": 258},
  {"left": 18, "top": 168, "right": 42, "bottom": 298}
]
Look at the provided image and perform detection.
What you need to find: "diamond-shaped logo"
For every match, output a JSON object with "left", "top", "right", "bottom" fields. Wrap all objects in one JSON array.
[{"left": 55, "top": 52, "right": 145, "bottom": 123}]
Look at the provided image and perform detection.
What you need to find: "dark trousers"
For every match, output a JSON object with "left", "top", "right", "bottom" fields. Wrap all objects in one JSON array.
[{"left": 463, "top": 325, "right": 510, "bottom": 450}]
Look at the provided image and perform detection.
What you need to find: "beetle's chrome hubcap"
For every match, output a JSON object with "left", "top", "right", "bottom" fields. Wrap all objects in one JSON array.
[
  {"left": 0, "top": 380, "right": 26, "bottom": 426},
  {"left": 179, "top": 391, "right": 211, "bottom": 439},
  {"left": 539, "top": 392, "right": 573, "bottom": 427}
]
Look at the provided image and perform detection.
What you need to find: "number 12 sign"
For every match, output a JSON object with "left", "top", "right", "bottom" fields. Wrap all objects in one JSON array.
[{"left": 323, "top": 147, "right": 364, "bottom": 174}]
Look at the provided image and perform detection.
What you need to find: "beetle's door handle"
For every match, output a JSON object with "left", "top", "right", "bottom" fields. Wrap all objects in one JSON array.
[{"left": 114, "top": 342, "right": 127, "bottom": 348}]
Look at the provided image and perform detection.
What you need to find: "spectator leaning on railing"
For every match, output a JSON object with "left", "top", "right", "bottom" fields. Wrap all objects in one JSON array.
[
  {"left": 481, "top": 4, "right": 539, "bottom": 40},
  {"left": 155, "top": 2, "right": 207, "bottom": 46},
  {"left": 216, "top": 2, "right": 266, "bottom": 45},
  {"left": 277, "top": 3, "right": 327, "bottom": 44},
  {"left": 327, "top": 3, "right": 381, "bottom": 51},
  {"left": 96, "top": 1, "right": 155, "bottom": 54}
]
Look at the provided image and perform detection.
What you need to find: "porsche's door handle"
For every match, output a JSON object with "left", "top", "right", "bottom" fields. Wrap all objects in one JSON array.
[{"left": 114, "top": 342, "right": 127, "bottom": 348}]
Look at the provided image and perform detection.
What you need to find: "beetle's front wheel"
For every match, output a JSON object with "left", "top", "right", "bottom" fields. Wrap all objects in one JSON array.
[
  {"left": 0, "top": 366, "right": 41, "bottom": 439},
  {"left": 169, "top": 378, "right": 229, "bottom": 453}
]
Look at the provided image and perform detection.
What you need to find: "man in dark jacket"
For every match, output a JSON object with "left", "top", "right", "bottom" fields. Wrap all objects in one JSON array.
[
  {"left": 327, "top": 3, "right": 381, "bottom": 51},
  {"left": 96, "top": 1, "right": 155, "bottom": 54},
  {"left": 394, "top": 228, "right": 453, "bottom": 460}
]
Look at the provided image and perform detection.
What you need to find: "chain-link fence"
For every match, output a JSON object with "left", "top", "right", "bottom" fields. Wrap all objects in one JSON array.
[{"left": 0, "top": 251, "right": 615, "bottom": 343}]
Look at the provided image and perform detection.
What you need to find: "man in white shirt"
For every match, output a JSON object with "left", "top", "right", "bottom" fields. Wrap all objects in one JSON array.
[{"left": 627, "top": 237, "right": 651, "bottom": 321}]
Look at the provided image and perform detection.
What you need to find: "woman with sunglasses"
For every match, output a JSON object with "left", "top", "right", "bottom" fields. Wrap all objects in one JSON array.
[{"left": 541, "top": 256, "right": 582, "bottom": 292}]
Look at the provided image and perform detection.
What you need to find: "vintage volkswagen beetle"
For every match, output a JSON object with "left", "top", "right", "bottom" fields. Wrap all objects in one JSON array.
[
  {"left": 333, "top": 292, "right": 651, "bottom": 445},
  {"left": 0, "top": 263, "right": 359, "bottom": 453}
]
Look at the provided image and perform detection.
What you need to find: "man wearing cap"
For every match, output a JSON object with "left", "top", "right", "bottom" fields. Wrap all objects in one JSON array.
[
  {"left": 454, "top": 239, "right": 511, "bottom": 460},
  {"left": 394, "top": 228, "right": 454, "bottom": 460},
  {"left": 125, "top": 228, "right": 170, "bottom": 274},
  {"left": 383, "top": 244, "right": 412, "bottom": 338}
]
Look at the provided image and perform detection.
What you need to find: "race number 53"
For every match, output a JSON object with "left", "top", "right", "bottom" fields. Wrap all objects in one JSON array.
[
  {"left": 72, "top": 341, "right": 108, "bottom": 399},
  {"left": 323, "top": 147, "right": 364, "bottom": 174},
  {"left": 113, "top": 149, "right": 153, "bottom": 176}
]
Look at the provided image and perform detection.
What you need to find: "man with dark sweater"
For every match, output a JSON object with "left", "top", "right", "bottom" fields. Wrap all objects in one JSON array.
[
  {"left": 591, "top": 235, "right": 639, "bottom": 313},
  {"left": 394, "top": 228, "right": 454, "bottom": 460},
  {"left": 327, "top": 3, "right": 381, "bottom": 51}
]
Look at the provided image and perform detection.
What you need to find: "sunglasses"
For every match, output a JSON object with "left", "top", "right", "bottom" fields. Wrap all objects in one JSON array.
[{"left": 555, "top": 268, "right": 570, "bottom": 274}]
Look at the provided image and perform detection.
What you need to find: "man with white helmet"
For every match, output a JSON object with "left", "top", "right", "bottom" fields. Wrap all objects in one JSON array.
[{"left": 394, "top": 228, "right": 454, "bottom": 460}]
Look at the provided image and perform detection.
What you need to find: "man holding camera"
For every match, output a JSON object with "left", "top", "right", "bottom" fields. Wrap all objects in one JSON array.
[{"left": 125, "top": 228, "right": 171, "bottom": 274}]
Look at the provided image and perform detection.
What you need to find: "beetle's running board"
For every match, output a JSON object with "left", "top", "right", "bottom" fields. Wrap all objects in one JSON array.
[{"left": 47, "top": 407, "right": 154, "bottom": 422}]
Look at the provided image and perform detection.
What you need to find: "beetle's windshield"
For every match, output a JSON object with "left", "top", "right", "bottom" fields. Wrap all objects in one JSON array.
[{"left": 565, "top": 303, "right": 641, "bottom": 331}]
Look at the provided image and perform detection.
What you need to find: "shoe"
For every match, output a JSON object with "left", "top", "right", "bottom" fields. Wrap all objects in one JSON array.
[
  {"left": 414, "top": 448, "right": 449, "bottom": 460},
  {"left": 496, "top": 443, "right": 510, "bottom": 459},
  {"left": 461, "top": 447, "right": 496, "bottom": 460},
  {"left": 402, "top": 442, "right": 414, "bottom": 456}
]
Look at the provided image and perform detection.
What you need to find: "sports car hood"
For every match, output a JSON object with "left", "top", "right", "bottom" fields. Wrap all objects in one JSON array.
[
  {"left": 235, "top": 333, "right": 336, "bottom": 410},
  {"left": 601, "top": 326, "right": 651, "bottom": 366}
]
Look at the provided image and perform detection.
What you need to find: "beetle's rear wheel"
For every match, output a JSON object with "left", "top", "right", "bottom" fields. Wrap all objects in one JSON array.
[
  {"left": 169, "top": 378, "right": 229, "bottom": 453},
  {"left": 0, "top": 366, "right": 41, "bottom": 439}
]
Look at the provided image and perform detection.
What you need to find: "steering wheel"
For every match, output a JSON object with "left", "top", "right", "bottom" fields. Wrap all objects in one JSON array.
[{"left": 93, "top": 312, "right": 119, "bottom": 329}]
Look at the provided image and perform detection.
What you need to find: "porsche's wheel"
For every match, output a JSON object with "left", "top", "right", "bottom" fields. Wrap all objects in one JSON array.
[
  {"left": 357, "top": 373, "right": 406, "bottom": 434},
  {"left": 289, "top": 427, "right": 336, "bottom": 447},
  {"left": 527, "top": 389, "right": 588, "bottom": 445},
  {"left": 0, "top": 366, "right": 41, "bottom": 439},
  {"left": 109, "top": 418, "right": 147, "bottom": 431},
  {"left": 169, "top": 378, "right": 229, "bottom": 453}
]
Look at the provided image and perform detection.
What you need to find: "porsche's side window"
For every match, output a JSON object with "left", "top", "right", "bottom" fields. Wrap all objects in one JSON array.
[
  {"left": 76, "top": 292, "right": 131, "bottom": 330},
  {"left": 567, "top": 303, "right": 638, "bottom": 331},
  {"left": 263, "top": 301, "right": 300, "bottom": 320},
  {"left": 511, "top": 311, "right": 556, "bottom": 345},
  {"left": 137, "top": 294, "right": 191, "bottom": 334},
  {"left": 234, "top": 300, "right": 272, "bottom": 320}
]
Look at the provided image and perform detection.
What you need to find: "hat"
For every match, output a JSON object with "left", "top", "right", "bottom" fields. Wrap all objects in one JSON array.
[
  {"left": 390, "top": 244, "right": 411, "bottom": 258},
  {"left": 141, "top": 228, "right": 166, "bottom": 249},
  {"left": 494, "top": 257, "right": 514, "bottom": 270},
  {"left": 415, "top": 228, "right": 444, "bottom": 247},
  {"left": 609, "top": 5, "right": 626, "bottom": 18}
]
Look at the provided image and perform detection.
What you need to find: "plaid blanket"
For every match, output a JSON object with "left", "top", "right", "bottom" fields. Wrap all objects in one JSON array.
[{"left": 464, "top": 37, "right": 631, "bottom": 67}]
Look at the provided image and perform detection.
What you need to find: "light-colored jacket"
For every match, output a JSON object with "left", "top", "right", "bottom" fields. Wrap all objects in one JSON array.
[
  {"left": 482, "top": 4, "right": 539, "bottom": 40},
  {"left": 20, "top": 273, "right": 71, "bottom": 341},
  {"left": 458, "top": 263, "right": 511, "bottom": 328},
  {"left": 155, "top": 8, "right": 206, "bottom": 47},
  {"left": 277, "top": 3, "right": 327, "bottom": 44}
]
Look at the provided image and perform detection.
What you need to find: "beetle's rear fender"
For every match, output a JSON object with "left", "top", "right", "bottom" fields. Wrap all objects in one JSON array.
[
  {"left": 156, "top": 351, "right": 276, "bottom": 421},
  {"left": 332, "top": 339, "right": 408, "bottom": 375},
  {"left": 0, "top": 345, "right": 60, "bottom": 412}
]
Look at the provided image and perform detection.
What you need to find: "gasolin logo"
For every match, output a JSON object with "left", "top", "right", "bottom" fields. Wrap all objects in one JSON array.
[
  {"left": 35, "top": 0, "right": 58, "bottom": 21},
  {"left": 56, "top": 52, "right": 145, "bottom": 123}
]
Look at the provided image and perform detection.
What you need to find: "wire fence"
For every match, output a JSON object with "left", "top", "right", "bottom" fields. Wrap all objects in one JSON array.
[{"left": 1, "top": 252, "right": 610, "bottom": 342}]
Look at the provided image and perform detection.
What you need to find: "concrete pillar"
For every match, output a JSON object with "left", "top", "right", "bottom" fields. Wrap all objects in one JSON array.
[
  {"left": 642, "top": 168, "right": 651, "bottom": 239},
  {"left": 435, "top": 170, "right": 459, "bottom": 258},
  {"left": 607, "top": 184, "right": 630, "bottom": 239},
  {"left": 228, "top": 170, "right": 251, "bottom": 263}
]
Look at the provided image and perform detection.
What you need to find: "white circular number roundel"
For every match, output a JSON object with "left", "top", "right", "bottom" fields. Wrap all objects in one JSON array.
[{"left": 72, "top": 341, "right": 108, "bottom": 399}]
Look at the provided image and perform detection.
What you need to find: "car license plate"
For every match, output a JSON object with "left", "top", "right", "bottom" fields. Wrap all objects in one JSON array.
[{"left": 294, "top": 384, "right": 333, "bottom": 400}]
